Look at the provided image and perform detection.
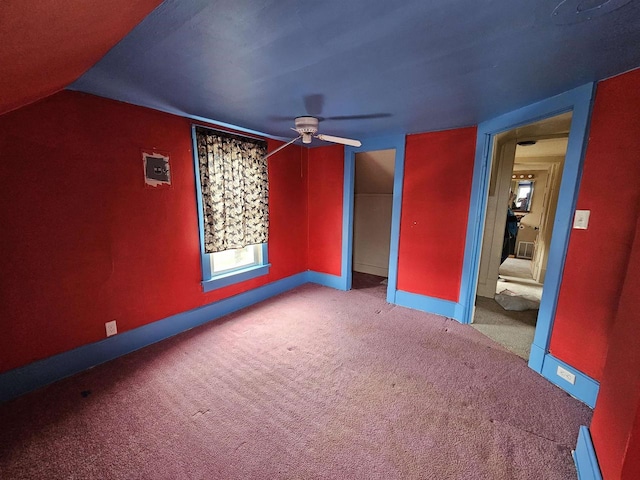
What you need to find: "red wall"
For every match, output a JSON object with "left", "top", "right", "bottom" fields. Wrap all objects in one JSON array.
[
  {"left": 306, "top": 145, "right": 344, "bottom": 276},
  {"left": 590, "top": 214, "right": 640, "bottom": 480},
  {"left": 550, "top": 68, "right": 640, "bottom": 380},
  {"left": 622, "top": 408, "right": 640, "bottom": 479},
  {"left": 0, "top": 91, "right": 308, "bottom": 373},
  {"left": 267, "top": 138, "right": 309, "bottom": 279},
  {"left": 5, "top": 76, "right": 640, "bottom": 480},
  {"left": 397, "top": 127, "right": 476, "bottom": 302}
]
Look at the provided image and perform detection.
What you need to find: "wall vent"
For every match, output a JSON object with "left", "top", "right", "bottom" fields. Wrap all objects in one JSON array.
[{"left": 517, "top": 242, "right": 535, "bottom": 259}]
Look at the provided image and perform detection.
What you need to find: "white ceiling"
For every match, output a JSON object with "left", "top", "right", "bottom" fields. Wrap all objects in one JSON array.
[{"left": 515, "top": 137, "right": 569, "bottom": 159}]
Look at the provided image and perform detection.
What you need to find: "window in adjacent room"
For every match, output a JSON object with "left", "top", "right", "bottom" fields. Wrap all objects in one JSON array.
[{"left": 193, "top": 126, "right": 270, "bottom": 291}]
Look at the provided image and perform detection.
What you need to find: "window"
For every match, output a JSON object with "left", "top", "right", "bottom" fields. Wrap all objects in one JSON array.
[
  {"left": 210, "top": 244, "right": 263, "bottom": 275},
  {"left": 193, "top": 126, "right": 270, "bottom": 291},
  {"left": 510, "top": 178, "right": 535, "bottom": 212}
]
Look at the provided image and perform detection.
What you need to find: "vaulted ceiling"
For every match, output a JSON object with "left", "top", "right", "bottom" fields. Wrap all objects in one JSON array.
[
  {"left": 0, "top": 0, "right": 162, "bottom": 115},
  {"left": 3, "top": 0, "right": 640, "bottom": 142}
]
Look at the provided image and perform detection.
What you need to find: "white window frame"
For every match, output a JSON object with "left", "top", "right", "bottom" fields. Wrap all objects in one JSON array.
[{"left": 210, "top": 244, "right": 263, "bottom": 276}]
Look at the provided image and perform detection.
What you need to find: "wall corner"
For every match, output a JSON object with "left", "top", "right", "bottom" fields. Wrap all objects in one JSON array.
[{"left": 573, "top": 426, "right": 603, "bottom": 480}]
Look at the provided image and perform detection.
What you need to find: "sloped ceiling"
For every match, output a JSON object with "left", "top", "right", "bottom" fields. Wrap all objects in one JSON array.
[
  {"left": 4, "top": 0, "right": 640, "bottom": 140},
  {"left": 0, "top": 0, "right": 162, "bottom": 115}
]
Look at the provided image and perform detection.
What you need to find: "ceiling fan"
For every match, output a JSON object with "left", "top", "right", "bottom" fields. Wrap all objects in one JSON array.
[{"left": 265, "top": 116, "right": 362, "bottom": 159}]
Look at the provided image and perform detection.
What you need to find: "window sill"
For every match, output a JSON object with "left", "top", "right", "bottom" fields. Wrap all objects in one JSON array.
[{"left": 201, "top": 263, "right": 271, "bottom": 292}]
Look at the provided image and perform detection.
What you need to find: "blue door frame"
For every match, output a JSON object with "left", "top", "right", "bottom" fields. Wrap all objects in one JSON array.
[
  {"left": 459, "top": 83, "right": 600, "bottom": 407},
  {"left": 343, "top": 136, "right": 406, "bottom": 303}
]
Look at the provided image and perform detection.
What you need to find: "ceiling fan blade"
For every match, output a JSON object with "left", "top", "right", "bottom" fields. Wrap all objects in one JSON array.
[
  {"left": 268, "top": 115, "right": 298, "bottom": 122},
  {"left": 264, "top": 136, "right": 302, "bottom": 159},
  {"left": 323, "top": 113, "right": 391, "bottom": 121},
  {"left": 315, "top": 134, "right": 362, "bottom": 147}
]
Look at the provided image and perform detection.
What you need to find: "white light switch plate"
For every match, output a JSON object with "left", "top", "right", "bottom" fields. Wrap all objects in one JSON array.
[{"left": 573, "top": 210, "right": 590, "bottom": 230}]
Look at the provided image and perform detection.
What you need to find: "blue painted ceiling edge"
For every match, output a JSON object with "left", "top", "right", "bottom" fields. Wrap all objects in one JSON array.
[{"left": 69, "top": 0, "right": 640, "bottom": 141}]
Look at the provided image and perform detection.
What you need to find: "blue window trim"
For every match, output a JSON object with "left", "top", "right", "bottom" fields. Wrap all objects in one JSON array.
[
  {"left": 202, "top": 262, "right": 271, "bottom": 292},
  {"left": 191, "top": 125, "right": 270, "bottom": 291}
]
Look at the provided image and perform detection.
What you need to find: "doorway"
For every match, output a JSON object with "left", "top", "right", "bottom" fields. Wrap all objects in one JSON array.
[
  {"left": 351, "top": 149, "right": 395, "bottom": 296},
  {"left": 472, "top": 113, "right": 571, "bottom": 359},
  {"left": 458, "top": 84, "right": 594, "bottom": 402}
]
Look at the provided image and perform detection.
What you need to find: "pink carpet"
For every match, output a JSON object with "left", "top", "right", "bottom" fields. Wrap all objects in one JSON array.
[{"left": 0, "top": 282, "right": 591, "bottom": 479}]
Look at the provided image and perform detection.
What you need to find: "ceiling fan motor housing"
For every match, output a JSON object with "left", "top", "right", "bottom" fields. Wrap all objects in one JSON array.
[{"left": 295, "top": 116, "right": 319, "bottom": 143}]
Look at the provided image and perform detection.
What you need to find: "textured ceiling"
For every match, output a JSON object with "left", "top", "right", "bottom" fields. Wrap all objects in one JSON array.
[
  {"left": 6, "top": 0, "right": 640, "bottom": 142},
  {"left": 0, "top": 0, "right": 162, "bottom": 115}
]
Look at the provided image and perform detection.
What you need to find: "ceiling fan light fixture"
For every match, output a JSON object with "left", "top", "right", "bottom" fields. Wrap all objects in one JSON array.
[{"left": 294, "top": 116, "right": 319, "bottom": 134}]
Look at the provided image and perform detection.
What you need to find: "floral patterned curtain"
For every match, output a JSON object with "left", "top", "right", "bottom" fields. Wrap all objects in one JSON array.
[{"left": 195, "top": 127, "right": 268, "bottom": 253}]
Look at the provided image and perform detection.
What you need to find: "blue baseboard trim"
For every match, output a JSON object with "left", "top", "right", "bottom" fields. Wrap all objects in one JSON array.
[
  {"left": 528, "top": 343, "right": 546, "bottom": 372},
  {"left": 573, "top": 426, "right": 603, "bottom": 480},
  {"left": 530, "top": 349, "right": 599, "bottom": 408},
  {"left": 0, "top": 272, "right": 309, "bottom": 404},
  {"left": 307, "top": 271, "right": 348, "bottom": 290},
  {"left": 395, "top": 290, "right": 464, "bottom": 321}
]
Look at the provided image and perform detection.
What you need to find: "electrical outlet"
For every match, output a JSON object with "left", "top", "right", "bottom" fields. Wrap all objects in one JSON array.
[
  {"left": 105, "top": 320, "right": 118, "bottom": 337},
  {"left": 557, "top": 365, "right": 576, "bottom": 385}
]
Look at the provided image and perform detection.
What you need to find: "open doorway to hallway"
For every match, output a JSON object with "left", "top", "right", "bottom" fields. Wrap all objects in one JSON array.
[
  {"left": 472, "top": 113, "right": 571, "bottom": 360},
  {"left": 351, "top": 149, "right": 395, "bottom": 297}
]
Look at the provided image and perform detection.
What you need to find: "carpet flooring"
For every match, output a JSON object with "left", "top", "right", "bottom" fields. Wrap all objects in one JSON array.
[
  {"left": 0, "top": 283, "right": 591, "bottom": 479},
  {"left": 351, "top": 271, "right": 387, "bottom": 290},
  {"left": 496, "top": 258, "right": 543, "bottom": 301},
  {"left": 471, "top": 258, "right": 542, "bottom": 360},
  {"left": 472, "top": 296, "right": 537, "bottom": 360}
]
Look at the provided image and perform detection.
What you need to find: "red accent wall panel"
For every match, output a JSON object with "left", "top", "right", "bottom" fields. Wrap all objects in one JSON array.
[
  {"left": 590, "top": 214, "right": 640, "bottom": 480},
  {"left": 397, "top": 127, "right": 476, "bottom": 302},
  {"left": 550, "top": 68, "right": 640, "bottom": 380},
  {"left": 306, "top": 145, "right": 344, "bottom": 276},
  {"left": 0, "top": 91, "right": 307, "bottom": 373},
  {"left": 267, "top": 139, "right": 308, "bottom": 279}
]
